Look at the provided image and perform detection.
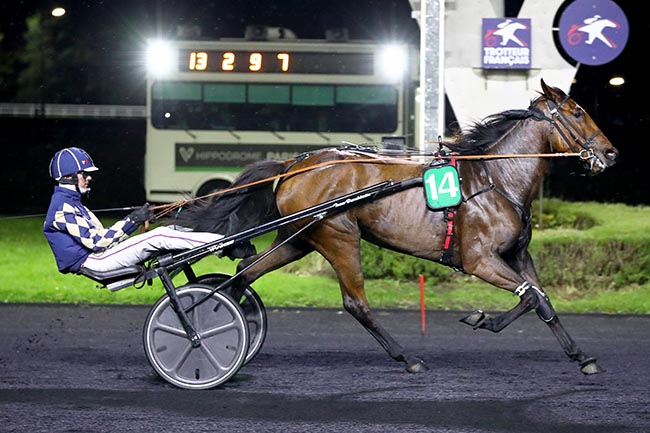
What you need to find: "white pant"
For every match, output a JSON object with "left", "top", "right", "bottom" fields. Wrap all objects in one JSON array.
[{"left": 82, "top": 226, "right": 223, "bottom": 272}]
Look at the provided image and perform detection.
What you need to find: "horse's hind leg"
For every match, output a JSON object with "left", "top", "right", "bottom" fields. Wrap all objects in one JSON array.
[
  {"left": 311, "top": 228, "right": 428, "bottom": 373},
  {"left": 230, "top": 234, "right": 311, "bottom": 300},
  {"left": 341, "top": 289, "right": 428, "bottom": 373}
]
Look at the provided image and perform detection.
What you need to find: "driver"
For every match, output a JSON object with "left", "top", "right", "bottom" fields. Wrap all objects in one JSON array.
[{"left": 43, "top": 147, "right": 224, "bottom": 274}]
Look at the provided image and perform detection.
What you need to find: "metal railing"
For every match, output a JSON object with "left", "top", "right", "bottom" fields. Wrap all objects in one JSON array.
[{"left": 0, "top": 103, "right": 146, "bottom": 119}]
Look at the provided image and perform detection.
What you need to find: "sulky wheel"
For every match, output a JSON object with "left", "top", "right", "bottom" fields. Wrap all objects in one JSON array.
[
  {"left": 143, "top": 284, "right": 249, "bottom": 390},
  {"left": 196, "top": 273, "right": 267, "bottom": 365}
]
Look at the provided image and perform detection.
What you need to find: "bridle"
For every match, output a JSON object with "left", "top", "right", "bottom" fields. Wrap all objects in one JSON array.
[
  {"left": 530, "top": 94, "right": 604, "bottom": 170},
  {"left": 460, "top": 94, "right": 607, "bottom": 229}
]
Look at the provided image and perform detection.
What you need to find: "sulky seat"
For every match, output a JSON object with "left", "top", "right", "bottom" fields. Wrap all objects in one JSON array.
[{"left": 78, "top": 265, "right": 147, "bottom": 292}]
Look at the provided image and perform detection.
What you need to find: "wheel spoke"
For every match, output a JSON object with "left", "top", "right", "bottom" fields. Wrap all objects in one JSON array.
[
  {"left": 161, "top": 340, "right": 193, "bottom": 374},
  {"left": 198, "top": 342, "right": 230, "bottom": 374},
  {"left": 152, "top": 322, "right": 187, "bottom": 338},
  {"left": 200, "top": 318, "right": 242, "bottom": 338}
]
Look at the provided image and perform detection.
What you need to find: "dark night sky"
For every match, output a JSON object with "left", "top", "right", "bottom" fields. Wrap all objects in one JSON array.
[
  {"left": 0, "top": 1, "right": 642, "bottom": 110},
  {"left": 0, "top": 1, "right": 641, "bottom": 107},
  {"left": 0, "top": 1, "right": 419, "bottom": 48}
]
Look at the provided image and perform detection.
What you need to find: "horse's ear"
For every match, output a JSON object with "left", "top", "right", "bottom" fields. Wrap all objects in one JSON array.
[
  {"left": 540, "top": 79, "right": 565, "bottom": 101},
  {"left": 540, "top": 78, "right": 548, "bottom": 92}
]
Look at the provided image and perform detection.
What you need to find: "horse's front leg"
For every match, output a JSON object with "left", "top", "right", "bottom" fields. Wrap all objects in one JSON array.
[
  {"left": 459, "top": 248, "right": 540, "bottom": 333},
  {"left": 524, "top": 284, "right": 604, "bottom": 374},
  {"left": 461, "top": 280, "right": 604, "bottom": 375},
  {"left": 514, "top": 250, "right": 604, "bottom": 374},
  {"left": 460, "top": 251, "right": 603, "bottom": 374},
  {"left": 459, "top": 283, "right": 535, "bottom": 332},
  {"left": 520, "top": 284, "right": 604, "bottom": 374}
]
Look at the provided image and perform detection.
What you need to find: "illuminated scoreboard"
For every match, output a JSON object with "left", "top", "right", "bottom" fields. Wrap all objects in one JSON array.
[{"left": 179, "top": 50, "right": 374, "bottom": 75}]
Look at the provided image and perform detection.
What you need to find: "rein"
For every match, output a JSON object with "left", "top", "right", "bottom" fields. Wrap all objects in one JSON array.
[
  {"left": 151, "top": 157, "right": 399, "bottom": 219},
  {"left": 151, "top": 150, "right": 589, "bottom": 220}
]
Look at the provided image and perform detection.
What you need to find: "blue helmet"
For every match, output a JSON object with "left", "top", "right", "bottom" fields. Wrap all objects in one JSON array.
[{"left": 49, "top": 147, "right": 99, "bottom": 181}]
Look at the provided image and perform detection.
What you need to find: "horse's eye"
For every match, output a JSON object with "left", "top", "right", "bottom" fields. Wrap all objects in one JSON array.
[{"left": 573, "top": 109, "right": 583, "bottom": 119}]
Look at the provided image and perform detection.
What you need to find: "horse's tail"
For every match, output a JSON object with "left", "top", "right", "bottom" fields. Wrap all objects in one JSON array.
[{"left": 169, "top": 159, "right": 287, "bottom": 237}]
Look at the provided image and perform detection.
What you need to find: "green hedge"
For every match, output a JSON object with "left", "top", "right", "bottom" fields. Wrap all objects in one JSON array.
[
  {"left": 532, "top": 240, "right": 650, "bottom": 290},
  {"left": 357, "top": 239, "right": 649, "bottom": 292}
]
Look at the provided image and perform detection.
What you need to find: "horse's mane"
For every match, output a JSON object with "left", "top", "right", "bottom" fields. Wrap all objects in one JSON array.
[{"left": 445, "top": 98, "right": 540, "bottom": 155}]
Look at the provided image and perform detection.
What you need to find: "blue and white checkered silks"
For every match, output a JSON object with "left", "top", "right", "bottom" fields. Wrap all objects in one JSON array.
[{"left": 53, "top": 202, "right": 131, "bottom": 251}]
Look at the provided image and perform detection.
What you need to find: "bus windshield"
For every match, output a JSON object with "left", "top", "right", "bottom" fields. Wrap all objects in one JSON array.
[{"left": 151, "top": 82, "right": 398, "bottom": 133}]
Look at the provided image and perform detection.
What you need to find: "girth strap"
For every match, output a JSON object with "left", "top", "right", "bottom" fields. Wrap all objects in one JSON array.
[
  {"left": 437, "top": 156, "right": 461, "bottom": 271},
  {"left": 441, "top": 208, "right": 456, "bottom": 266}
]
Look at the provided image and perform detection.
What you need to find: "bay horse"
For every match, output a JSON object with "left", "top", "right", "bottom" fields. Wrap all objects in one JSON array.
[{"left": 172, "top": 79, "right": 618, "bottom": 375}]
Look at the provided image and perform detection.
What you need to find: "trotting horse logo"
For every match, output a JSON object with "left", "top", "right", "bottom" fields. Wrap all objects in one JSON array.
[
  {"left": 486, "top": 19, "right": 529, "bottom": 47},
  {"left": 558, "top": 0, "right": 628, "bottom": 66},
  {"left": 482, "top": 18, "right": 531, "bottom": 69},
  {"left": 567, "top": 15, "right": 619, "bottom": 48}
]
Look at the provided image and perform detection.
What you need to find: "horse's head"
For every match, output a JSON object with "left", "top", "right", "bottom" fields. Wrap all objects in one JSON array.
[{"left": 537, "top": 79, "right": 619, "bottom": 175}]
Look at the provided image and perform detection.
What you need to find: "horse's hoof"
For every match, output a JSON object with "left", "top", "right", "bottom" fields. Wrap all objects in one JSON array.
[
  {"left": 580, "top": 358, "right": 605, "bottom": 375},
  {"left": 406, "top": 359, "right": 428, "bottom": 373},
  {"left": 460, "top": 310, "right": 486, "bottom": 329}
]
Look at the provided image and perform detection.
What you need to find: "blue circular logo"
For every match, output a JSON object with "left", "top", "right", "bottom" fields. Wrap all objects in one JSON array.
[{"left": 558, "top": 0, "right": 629, "bottom": 66}]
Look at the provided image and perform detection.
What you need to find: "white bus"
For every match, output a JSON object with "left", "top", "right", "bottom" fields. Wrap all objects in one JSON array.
[{"left": 144, "top": 30, "right": 419, "bottom": 203}]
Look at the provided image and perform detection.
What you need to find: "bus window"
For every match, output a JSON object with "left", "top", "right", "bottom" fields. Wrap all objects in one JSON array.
[
  {"left": 248, "top": 84, "right": 290, "bottom": 104},
  {"left": 152, "top": 82, "right": 203, "bottom": 129},
  {"left": 336, "top": 85, "right": 395, "bottom": 105},
  {"left": 152, "top": 82, "right": 397, "bottom": 133},
  {"left": 335, "top": 85, "right": 398, "bottom": 132},
  {"left": 153, "top": 82, "right": 202, "bottom": 100},
  {"left": 292, "top": 85, "right": 335, "bottom": 106},
  {"left": 204, "top": 83, "right": 246, "bottom": 103}
]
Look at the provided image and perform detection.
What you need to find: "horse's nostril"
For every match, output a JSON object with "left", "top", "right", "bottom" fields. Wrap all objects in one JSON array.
[{"left": 606, "top": 150, "right": 618, "bottom": 161}]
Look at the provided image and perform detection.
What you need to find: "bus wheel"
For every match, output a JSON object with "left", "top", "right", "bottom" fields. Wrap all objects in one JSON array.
[{"left": 196, "top": 180, "right": 231, "bottom": 201}]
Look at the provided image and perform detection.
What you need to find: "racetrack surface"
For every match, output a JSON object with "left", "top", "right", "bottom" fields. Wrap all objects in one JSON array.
[{"left": 1, "top": 304, "right": 648, "bottom": 433}]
